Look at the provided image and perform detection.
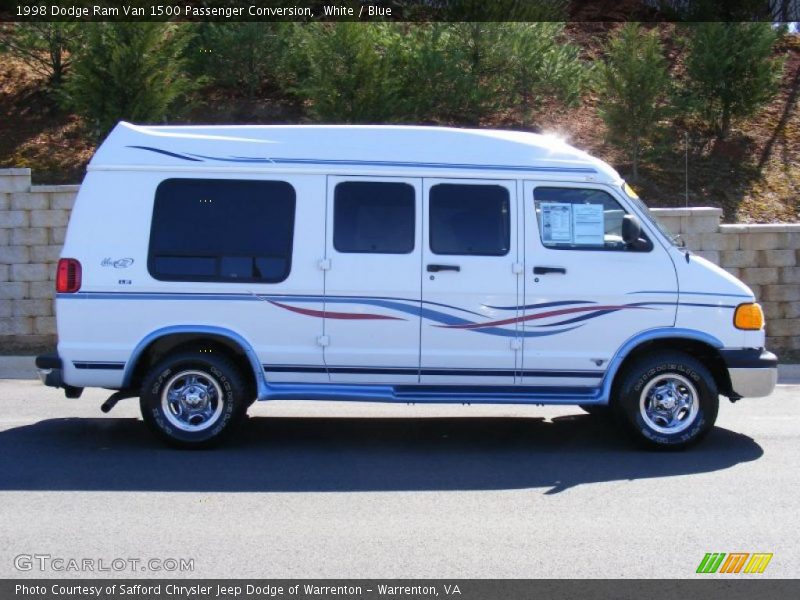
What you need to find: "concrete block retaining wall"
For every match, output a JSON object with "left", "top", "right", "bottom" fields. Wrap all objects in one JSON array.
[
  {"left": 1, "top": 169, "right": 798, "bottom": 358},
  {"left": 0, "top": 169, "right": 78, "bottom": 352}
]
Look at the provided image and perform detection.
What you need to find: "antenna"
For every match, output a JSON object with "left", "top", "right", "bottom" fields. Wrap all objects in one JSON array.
[{"left": 684, "top": 131, "right": 689, "bottom": 208}]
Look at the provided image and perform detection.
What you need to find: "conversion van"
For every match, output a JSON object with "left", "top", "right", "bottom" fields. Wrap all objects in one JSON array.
[{"left": 35, "top": 123, "right": 778, "bottom": 449}]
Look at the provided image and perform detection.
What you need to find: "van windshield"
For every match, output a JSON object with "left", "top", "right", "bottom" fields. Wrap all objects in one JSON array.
[{"left": 621, "top": 182, "right": 681, "bottom": 247}]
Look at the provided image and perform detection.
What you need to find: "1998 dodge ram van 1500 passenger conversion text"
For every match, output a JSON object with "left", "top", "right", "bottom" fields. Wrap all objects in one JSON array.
[{"left": 35, "top": 123, "right": 778, "bottom": 449}]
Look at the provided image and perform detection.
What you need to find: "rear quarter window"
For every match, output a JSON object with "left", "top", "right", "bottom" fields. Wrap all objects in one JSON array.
[{"left": 148, "top": 178, "right": 296, "bottom": 283}]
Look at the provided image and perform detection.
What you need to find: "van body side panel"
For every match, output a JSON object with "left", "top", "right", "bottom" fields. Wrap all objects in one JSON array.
[
  {"left": 57, "top": 170, "right": 155, "bottom": 389},
  {"left": 256, "top": 175, "right": 327, "bottom": 382},
  {"left": 520, "top": 181, "right": 679, "bottom": 387},
  {"left": 671, "top": 251, "right": 757, "bottom": 349},
  {"left": 57, "top": 171, "right": 326, "bottom": 389}
]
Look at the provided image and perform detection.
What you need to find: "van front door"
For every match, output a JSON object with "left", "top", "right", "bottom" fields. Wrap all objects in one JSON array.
[
  {"left": 323, "top": 176, "right": 423, "bottom": 383},
  {"left": 521, "top": 181, "right": 678, "bottom": 388},
  {"left": 420, "top": 179, "right": 521, "bottom": 385}
]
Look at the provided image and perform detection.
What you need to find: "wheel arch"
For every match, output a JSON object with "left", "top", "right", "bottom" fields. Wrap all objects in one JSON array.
[
  {"left": 123, "top": 326, "right": 267, "bottom": 400},
  {"left": 601, "top": 328, "right": 734, "bottom": 404}
]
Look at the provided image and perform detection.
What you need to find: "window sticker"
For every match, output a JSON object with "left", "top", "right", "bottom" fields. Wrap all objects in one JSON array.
[
  {"left": 572, "top": 203, "right": 605, "bottom": 245},
  {"left": 540, "top": 203, "right": 572, "bottom": 243}
]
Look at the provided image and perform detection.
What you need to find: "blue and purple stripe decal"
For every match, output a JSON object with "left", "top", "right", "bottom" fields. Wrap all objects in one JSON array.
[{"left": 58, "top": 291, "right": 737, "bottom": 339}]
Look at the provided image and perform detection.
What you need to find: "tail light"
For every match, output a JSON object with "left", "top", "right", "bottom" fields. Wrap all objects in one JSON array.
[{"left": 56, "top": 258, "right": 82, "bottom": 293}]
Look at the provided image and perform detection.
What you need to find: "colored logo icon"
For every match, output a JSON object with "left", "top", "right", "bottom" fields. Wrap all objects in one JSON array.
[{"left": 696, "top": 553, "right": 773, "bottom": 574}]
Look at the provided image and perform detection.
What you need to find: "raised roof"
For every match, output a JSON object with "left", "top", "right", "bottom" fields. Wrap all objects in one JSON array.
[{"left": 89, "top": 122, "right": 621, "bottom": 182}]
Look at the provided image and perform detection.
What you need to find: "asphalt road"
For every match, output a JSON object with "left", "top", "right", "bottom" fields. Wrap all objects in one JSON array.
[{"left": 0, "top": 379, "right": 797, "bottom": 579}]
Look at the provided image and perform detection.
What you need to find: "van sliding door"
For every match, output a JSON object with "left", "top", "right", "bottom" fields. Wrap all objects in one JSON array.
[{"left": 419, "top": 178, "right": 521, "bottom": 385}]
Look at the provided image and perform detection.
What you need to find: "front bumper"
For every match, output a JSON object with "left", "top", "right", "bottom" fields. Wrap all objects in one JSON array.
[{"left": 720, "top": 348, "right": 778, "bottom": 398}]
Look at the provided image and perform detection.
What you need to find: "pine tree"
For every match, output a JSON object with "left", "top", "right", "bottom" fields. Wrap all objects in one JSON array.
[
  {"left": 0, "top": 23, "right": 83, "bottom": 86},
  {"left": 683, "top": 23, "right": 783, "bottom": 139},
  {"left": 62, "top": 23, "right": 198, "bottom": 138},
  {"left": 597, "top": 23, "right": 670, "bottom": 181}
]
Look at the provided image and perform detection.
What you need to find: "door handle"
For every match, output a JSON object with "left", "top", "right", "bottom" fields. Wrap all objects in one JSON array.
[
  {"left": 533, "top": 266, "right": 567, "bottom": 275},
  {"left": 427, "top": 264, "right": 461, "bottom": 273}
]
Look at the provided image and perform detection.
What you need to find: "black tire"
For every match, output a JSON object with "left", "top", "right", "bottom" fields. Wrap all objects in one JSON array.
[
  {"left": 139, "top": 349, "right": 248, "bottom": 448},
  {"left": 614, "top": 351, "right": 718, "bottom": 450},
  {"left": 579, "top": 404, "right": 612, "bottom": 417}
]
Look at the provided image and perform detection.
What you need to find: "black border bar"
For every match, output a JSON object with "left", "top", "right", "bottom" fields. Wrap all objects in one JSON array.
[
  {"left": 4, "top": 579, "right": 800, "bottom": 600},
  {"left": 2, "top": 1, "right": 798, "bottom": 23}
]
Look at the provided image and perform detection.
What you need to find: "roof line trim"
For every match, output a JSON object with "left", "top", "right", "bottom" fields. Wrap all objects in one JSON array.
[{"left": 125, "top": 145, "right": 598, "bottom": 174}]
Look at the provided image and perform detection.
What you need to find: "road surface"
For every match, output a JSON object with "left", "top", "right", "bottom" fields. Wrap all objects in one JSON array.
[{"left": 0, "top": 380, "right": 797, "bottom": 578}]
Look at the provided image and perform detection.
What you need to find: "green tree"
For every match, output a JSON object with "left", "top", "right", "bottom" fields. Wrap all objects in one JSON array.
[
  {"left": 0, "top": 23, "right": 83, "bottom": 86},
  {"left": 62, "top": 23, "right": 198, "bottom": 139},
  {"left": 399, "top": 23, "right": 505, "bottom": 122},
  {"left": 500, "top": 23, "right": 587, "bottom": 121},
  {"left": 394, "top": 24, "right": 483, "bottom": 122},
  {"left": 397, "top": 22, "right": 586, "bottom": 125},
  {"left": 683, "top": 23, "right": 783, "bottom": 139},
  {"left": 290, "top": 23, "right": 408, "bottom": 122},
  {"left": 597, "top": 23, "right": 670, "bottom": 180},
  {"left": 190, "top": 23, "right": 286, "bottom": 100}
]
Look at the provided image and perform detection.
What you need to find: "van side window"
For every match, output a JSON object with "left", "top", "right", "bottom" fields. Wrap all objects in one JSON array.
[
  {"left": 333, "top": 182, "right": 415, "bottom": 254},
  {"left": 429, "top": 184, "right": 510, "bottom": 256},
  {"left": 533, "top": 187, "right": 651, "bottom": 251},
  {"left": 148, "top": 178, "right": 295, "bottom": 283}
]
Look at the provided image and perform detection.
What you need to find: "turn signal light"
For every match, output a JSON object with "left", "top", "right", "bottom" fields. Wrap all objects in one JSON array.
[
  {"left": 734, "top": 303, "right": 764, "bottom": 330},
  {"left": 56, "top": 258, "right": 82, "bottom": 293}
]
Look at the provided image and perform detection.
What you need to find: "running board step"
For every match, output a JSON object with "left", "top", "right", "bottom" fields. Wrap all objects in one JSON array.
[{"left": 261, "top": 383, "right": 603, "bottom": 405}]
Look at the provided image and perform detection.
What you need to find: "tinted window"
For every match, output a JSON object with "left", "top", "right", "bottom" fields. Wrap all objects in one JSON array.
[
  {"left": 334, "top": 182, "right": 415, "bottom": 254},
  {"left": 533, "top": 187, "right": 650, "bottom": 252},
  {"left": 429, "top": 184, "right": 510, "bottom": 256},
  {"left": 149, "top": 179, "right": 295, "bottom": 282}
]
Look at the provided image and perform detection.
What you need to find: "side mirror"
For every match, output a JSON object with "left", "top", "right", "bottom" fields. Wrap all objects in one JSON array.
[{"left": 621, "top": 214, "right": 642, "bottom": 245}]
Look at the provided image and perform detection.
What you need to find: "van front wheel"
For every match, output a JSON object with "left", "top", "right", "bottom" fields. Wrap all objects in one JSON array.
[
  {"left": 140, "top": 350, "right": 247, "bottom": 448},
  {"left": 615, "top": 351, "right": 718, "bottom": 450}
]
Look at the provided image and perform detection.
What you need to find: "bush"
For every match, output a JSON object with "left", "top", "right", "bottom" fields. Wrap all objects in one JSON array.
[
  {"left": 597, "top": 23, "right": 670, "bottom": 180},
  {"left": 62, "top": 23, "right": 198, "bottom": 138}
]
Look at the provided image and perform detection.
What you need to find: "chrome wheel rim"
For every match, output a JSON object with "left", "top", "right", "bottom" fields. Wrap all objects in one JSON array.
[
  {"left": 639, "top": 373, "right": 699, "bottom": 435},
  {"left": 161, "top": 370, "right": 224, "bottom": 432}
]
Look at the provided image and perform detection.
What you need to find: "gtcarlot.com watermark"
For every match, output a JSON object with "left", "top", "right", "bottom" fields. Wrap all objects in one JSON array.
[{"left": 14, "top": 553, "right": 194, "bottom": 573}]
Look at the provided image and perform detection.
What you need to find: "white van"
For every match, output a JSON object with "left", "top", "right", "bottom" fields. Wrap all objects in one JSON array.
[{"left": 35, "top": 123, "right": 777, "bottom": 449}]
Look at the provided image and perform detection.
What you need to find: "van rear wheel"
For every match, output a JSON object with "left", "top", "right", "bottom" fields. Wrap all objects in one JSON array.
[
  {"left": 614, "top": 351, "right": 718, "bottom": 450},
  {"left": 140, "top": 350, "right": 248, "bottom": 448}
]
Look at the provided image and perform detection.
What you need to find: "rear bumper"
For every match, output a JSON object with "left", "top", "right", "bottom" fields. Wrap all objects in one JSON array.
[
  {"left": 35, "top": 351, "right": 63, "bottom": 387},
  {"left": 720, "top": 348, "right": 778, "bottom": 398}
]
